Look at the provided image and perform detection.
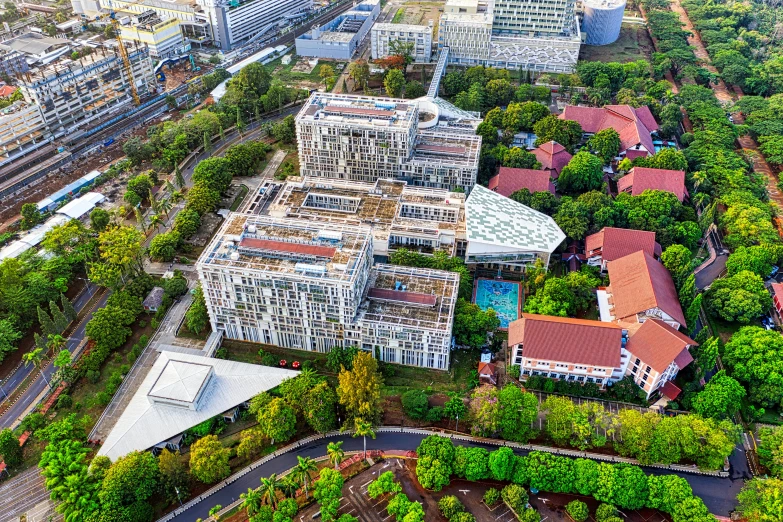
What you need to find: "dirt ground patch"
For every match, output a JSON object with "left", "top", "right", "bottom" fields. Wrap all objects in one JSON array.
[{"left": 579, "top": 24, "right": 654, "bottom": 63}]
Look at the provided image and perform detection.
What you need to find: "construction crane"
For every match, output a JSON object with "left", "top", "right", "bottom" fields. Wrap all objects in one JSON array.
[{"left": 98, "top": 7, "right": 143, "bottom": 105}]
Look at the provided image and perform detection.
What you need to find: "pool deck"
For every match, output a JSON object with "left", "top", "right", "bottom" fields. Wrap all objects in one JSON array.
[{"left": 472, "top": 277, "right": 523, "bottom": 331}]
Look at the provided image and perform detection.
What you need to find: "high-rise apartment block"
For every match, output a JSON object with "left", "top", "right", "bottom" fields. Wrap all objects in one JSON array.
[
  {"left": 196, "top": 214, "right": 459, "bottom": 369},
  {"left": 295, "top": 93, "right": 481, "bottom": 192},
  {"left": 437, "top": 0, "right": 581, "bottom": 73}
]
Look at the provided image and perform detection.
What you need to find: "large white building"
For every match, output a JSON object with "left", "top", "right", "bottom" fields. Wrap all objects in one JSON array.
[
  {"left": 371, "top": 22, "right": 433, "bottom": 62},
  {"left": 437, "top": 0, "right": 581, "bottom": 73},
  {"left": 196, "top": 214, "right": 459, "bottom": 370},
  {"left": 294, "top": 92, "right": 481, "bottom": 192},
  {"left": 118, "top": 10, "right": 189, "bottom": 59},
  {"left": 295, "top": 0, "right": 380, "bottom": 60}
]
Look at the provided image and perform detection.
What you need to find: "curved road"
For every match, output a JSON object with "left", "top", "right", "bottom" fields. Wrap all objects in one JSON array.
[{"left": 166, "top": 432, "right": 746, "bottom": 522}]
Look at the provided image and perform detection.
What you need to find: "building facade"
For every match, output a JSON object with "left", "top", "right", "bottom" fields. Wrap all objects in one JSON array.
[
  {"left": 0, "top": 50, "right": 29, "bottom": 76},
  {"left": 119, "top": 11, "right": 189, "bottom": 59},
  {"left": 581, "top": 0, "right": 626, "bottom": 45},
  {"left": 492, "top": 0, "right": 577, "bottom": 36},
  {"left": 295, "top": 92, "right": 481, "bottom": 192},
  {"left": 196, "top": 214, "right": 459, "bottom": 370},
  {"left": 371, "top": 22, "right": 433, "bottom": 62},
  {"left": 295, "top": 0, "right": 379, "bottom": 60},
  {"left": 100, "top": 0, "right": 213, "bottom": 45}
]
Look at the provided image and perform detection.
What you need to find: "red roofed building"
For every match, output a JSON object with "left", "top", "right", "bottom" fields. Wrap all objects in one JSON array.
[
  {"left": 585, "top": 227, "right": 661, "bottom": 271},
  {"left": 531, "top": 141, "right": 572, "bottom": 178},
  {"left": 488, "top": 167, "right": 555, "bottom": 197},
  {"left": 478, "top": 362, "right": 498, "bottom": 386},
  {"left": 509, "top": 313, "right": 625, "bottom": 387},
  {"left": 0, "top": 85, "right": 16, "bottom": 98},
  {"left": 559, "top": 105, "right": 659, "bottom": 160},
  {"left": 624, "top": 319, "right": 695, "bottom": 399},
  {"left": 772, "top": 283, "right": 783, "bottom": 321},
  {"left": 617, "top": 167, "right": 688, "bottom": 202},
  {"left": 600, "top": 250, "right": 686, "bottom": 330}
]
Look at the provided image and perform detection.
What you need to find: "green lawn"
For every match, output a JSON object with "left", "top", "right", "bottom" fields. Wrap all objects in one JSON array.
[{"left": 264, "top": 56, "right": 346, "bottom": 86}]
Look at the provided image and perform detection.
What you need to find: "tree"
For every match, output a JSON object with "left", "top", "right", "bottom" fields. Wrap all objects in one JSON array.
[
  {"left": 453, "top": 298, "right": 500, "bottom": 348},
  {"left": 759, "top": 426, "right": 783, "bottom": 479},
  {"left": 259, "top": 473, "right": 282, "bottom": 508},
  {"left": 533, "top": 115, "right": 583, "bottom": 152},
  {"left": 723, "top": 326, "right": 783, "bottom": 409},
  {"left": 159, "top": 448, "right": 189, "bottom": 504},
  {"left": 524, "top": 278, "right": 575, "bottom": 317},
  {"left": 192, "top": 157, "right": 233, "bottom": 194},
  {"left": 368, "top": 471, "right": 401, "bottom": 498},
  {"left": 38, "top": 305, "right": 57, "bottom": 337},
  {"left": 241, "top": 488, "right": 264, "bottom": 517},
  {"left": 468, "top": 385, "right": 500, "bottom": 437},
  {"left": 127, "top": 173, "right": 153, "bottom": 203},
  {"left": 736, "top": 478, "right": 783, "bottom": 522},
  {"left": 21, "top": 202, "right": 41, "bottom": 229},
  {"left": 566, "top": 500, "right": 589, "bottom": 522},
  {"left": 0, "top": 319, "right": 22, "bottom": 362},
  {"left": 184, "top": 183, "right": 220, "bottom": 216},
  {"left": 189, "top": 434, "right": 231, "bottom": 483},
  {"left": 90, "top": 208, "right": 110, "bottom": 232},
  {"left": 501, "top": 484, "right": 528, "bottom": 512},
  {"left": 498, "top": 385, "right": 538, "bottom": 443},
  {"left": 89, "top": 226, "right": 144, "bottom": 288},
  {"left": 404, "top": 80, "right": 425, "bottom": 99},
  {"left": 257, "top": 398, "right": 296, "bottom": 443},
  {"left": 53, "top": 348, "right": 71, "bottom": 371},
  {"left": 23, "top": 347, "right": 48, "bottom": 387},
  {"left": 726, "top": 245, "right": 780, "bottom": 277},
  {"left": 384, "top": 69, "right": 406, "bottom": 97},
  {"left": 438, "top": 495, "right": 465, "bottom": 519},
  {"left": 692, "top": 370, "right": 746, "bottom": 419},
  {"left": 502, "top": 147, "right": 542, "bottom": 169},
  {"left": 705, "top": 270, "right": 772, "bottom": 323},
  {"left": 337, "top": 351, "right": 383, "bottom": 423},
  {"left": 39, "top": 439, "right": 99, "bottom": 521},
  {"left": 61, "top": 294, "right": 77, "bottom": 322},
  {"left": 271, "top": 115, "right": 296, "bottom": 144},
  {"left": 486, "top": 78, "right": 515, "bottom": 107},
  {"left": 588, "top": 129, "right": 621, "bottom": 164},
  {"left": 293, "top": 456, "right": 318, "bottom": 498},
  {"left": 173, "top": 208, "right": 201, "bottom": 240},
  {"left": 99, "top": 451, "right": 159, "bottom": 510},
  {"left": 0, "top": 428, "right": 21, "bottom": 466},
  {"left": 319, "top": 64, "right": 336, "bottom": 90},
  {"left": 353, "top": 418, "right": 375, "bottom": 460},
  {"left": 647, "top": 474, "right": 692, "bottom": 514},
  {"left": 348, "top": 59, "right": 370, "bottom": 90},
  {"left": 186, "top": 284, "right": 210, "bottom": 334},
  {"left": 327, "top": 441, "right": 345, "bottom": 470},
  {"left": 314, "top": 468, "right": 344, "bottom": 522},
  {"left": 401, "top": 389, "right": 429, "bottom": 420},
  {"left": 557, "top": 151, "right": 604, "bottom": 194},
  {"left": 303, "top": 381, "right": 338, "bottom": 433},
  {"left": 149, "top": 231, "right": 181, "bottom": 262},
  {"left": 122, "top": 136, "right": 154, "bottom": 166},
  {"left": 661, "top": 244, "right": 693, "bottom": 289},
  {"left": 443, "top": 393, "right": 467, "bottom": 427}
]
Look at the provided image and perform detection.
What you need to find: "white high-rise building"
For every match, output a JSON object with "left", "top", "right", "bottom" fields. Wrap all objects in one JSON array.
[{"left": 371, "top": 22, "right": 433, "bottom": 62}]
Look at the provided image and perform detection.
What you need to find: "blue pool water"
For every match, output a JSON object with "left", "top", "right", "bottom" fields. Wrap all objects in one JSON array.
[{"left": 474, "top": 279, "right": 521, "bottom": 328}]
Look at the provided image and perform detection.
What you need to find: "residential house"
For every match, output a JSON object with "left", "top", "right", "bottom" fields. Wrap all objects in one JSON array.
[
  {"left": 509, "top": 314, "right": 628, "bottom": 386},
  {"left": 478, "top": 362, "right": 498, "bottom": 385},
  {"left": 585, "top": 227, "right": 661, "bottom": 271},
  {"left": 559, "top": 104, "right": 658, "bottom": 160},
  {"left": 772, "top": 283, "right": 783, "bottom": 321},
  {"left": 488, "top": 167, "right": 555, "bottom": 197},
  {"left": 142, "top": 287, "right": 165, "bottom": 312},
  {"left": 617, "top": 166, "right": 688, "bottom": 202},
  {"left": 531, "top": 140, "right": 572, "bottom": 178},
  {"left": 598, "top": 250, "right": 686, "bottom": 330},
  {"left": 624, "top": 319, "right": 695, "bottom": 399}
]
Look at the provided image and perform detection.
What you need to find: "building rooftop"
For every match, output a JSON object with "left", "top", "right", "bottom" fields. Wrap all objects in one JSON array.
[
  {"left": 618, "top": 167, "right": 688, "bottom": 202},
  {"left": 373, "top": 22, "right": 431, "bottom": 32},
  {"left": 0, "top": 32, "right": 67, "bottom": 56},
  {"left": 606, "top": 251, "right": 686, "bottom": 327},
  {"left": 97, "top": 352, "right": 299, "bottom": 460},
  {"left": 142, "top": 286, "right": 165, "bottom": 310},
  {"left": 531, "top": 141, "right": 572, "bottom": 176},
  {"left": 198, "top": 214, "right": 373, "bottom": 283},
  {"left": 297, "top": 92, "right": 417, "bottom": 130},
  {"left": 465, "top": 184, "right": 565, "bottom": 253},
  {"left": 489, "top": 167, "right": 554, "bottom": 197},
  {"left": 411, "top": 131, "right": 481, "bottom": 168},
  {"left": 357, "top": 263, "right": 459, "bottom": 330},
  {"left": 508, "top": 313, "right": 623, "bottom": 368},
  {"left": 560, "top": 105, "right": 658, "bottom": 156},
  {"left": 583, "top": 0, "right": 626, "bottom": 8},
  {"left": 585, "top": 227, "right": 661, "bottom": 262},
  {"left": 625, "top": 319, "right": 694, "bottom": 373}
]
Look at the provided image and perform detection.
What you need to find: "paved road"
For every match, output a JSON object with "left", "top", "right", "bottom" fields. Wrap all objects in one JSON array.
[
  {"left": 165, "top": 432, "right": 745, "bottom": 522},
  {"left": 0, "top": 288, "right": 109, "bottom": 430},
  {"left": 695, "top": 228, "right": 728, "bottom": 290}
]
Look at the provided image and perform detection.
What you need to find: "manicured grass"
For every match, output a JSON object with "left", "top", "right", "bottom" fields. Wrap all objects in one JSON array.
[
  {"left": 264, "top": 56, "right": 346, "bottom": 86},
  {"left": 391, "top": 7, "right": 405, "bottom": 23}
]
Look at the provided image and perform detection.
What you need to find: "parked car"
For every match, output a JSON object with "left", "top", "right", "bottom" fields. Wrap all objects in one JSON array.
[{"left": 761, "top": 316, "right": 776, "bottom": 330}]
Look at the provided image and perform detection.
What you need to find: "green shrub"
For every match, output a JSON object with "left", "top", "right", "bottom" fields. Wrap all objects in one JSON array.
[
  {"left": 438, "top": 495, "right": 464, "bottom": 519},
  {"left": 450, "top": 513, "right": 476, "bottom": 522},
  {"left": 94, "top": 391, "right": 111, "bottom": 407},
  {"left": 508, "top": 365, "right": 521, "bottom": 379},
  {"left": 425, "top": 406, "right": 443, "bottom": 423},
  {"left": 56, "top": 394, "right": 73, "bottom": 409},
  {"left": 501, "top": 484, "right": 528, "bottom": 513},
  {"left": 483, "top": 488, "right": 500, "bottom": 506},
  {"left": 86, "top": 370, "right": 100, "bottom": 384},
  {"left": 138, "top": 320, "right": 147, "bottom": 328},
  {"left": 595, "top": 504, "right": 618, "bottom": 522},
  {"left": 401, "top": 389, "right": 429, "bottom": 420},
  {"left": 566, "top": 500, "right": 588, "bottom": 522}
]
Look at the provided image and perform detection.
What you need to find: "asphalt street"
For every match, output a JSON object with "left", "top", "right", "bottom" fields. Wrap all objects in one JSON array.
[
  {"left": 167, "top": 432, "right": 746, "bottom": 522},
  {"left": 0, "top": 288, "right": 110, "bottom": 430}
]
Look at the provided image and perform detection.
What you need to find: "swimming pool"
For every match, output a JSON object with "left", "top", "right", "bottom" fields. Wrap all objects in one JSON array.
[{"left": 473, "top": 278, "right": 521, "bottom": 329}]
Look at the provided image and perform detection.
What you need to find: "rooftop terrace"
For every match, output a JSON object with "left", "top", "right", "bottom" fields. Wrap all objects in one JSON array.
[
  {"left": 412, "top": 131, "right": 481, "bottom": 168},
  {"left": 297, "top": 92, "right": 417, "bottom": 129}
]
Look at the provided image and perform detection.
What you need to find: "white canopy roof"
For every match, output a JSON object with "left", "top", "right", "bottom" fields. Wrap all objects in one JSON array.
[
  {"left": 97, "top": 352, "right": 299, "bottom": 461},
  {"left": 56, "top": 192, "right": 105, "bottom": 219}
]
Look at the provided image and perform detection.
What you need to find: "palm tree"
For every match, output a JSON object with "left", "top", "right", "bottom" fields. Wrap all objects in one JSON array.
[
  {"left": 353, "top": 418, "right": 376, "bottom": 460},
  {"left": 169, "top": 190, "right": 184, "bottom": 204},
  {"left": 327, "top": 441, "right": 345, "bottom": 470},
  {"left": 259, "top": 473, "right": 282, "bottom": 508},
  {"left": 46, "top": 334, "right": 66, "bottom": 356},
  {"left": 240, "top": 487, "right": 263, "bottom": 516},
  {"left": 148, "top": 214, "right": 164, "bottom": 233},
  {"left": 292, "top": 456, "right": 317, "bottom": 498},
  {"left": 158, "top": 197, "right": 173, "bottom": 217},
  {"left": 23, "top": 348, "right": 49, "bottom": 387},
  {"left": 134, "top": 207, "right": 146, "bottom": 230},
  {"left": 279, "top": 475, "right": 300, "bottom": 499}
]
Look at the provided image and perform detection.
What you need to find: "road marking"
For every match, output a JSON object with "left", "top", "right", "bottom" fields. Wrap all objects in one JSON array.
[
  {"left": 459, "top": 489, "right": 470, "bottom": 495},
  {"left": 496, "top": 509, "right": 510, "bottom": 520},
  {"left": 361, "top": 480, "right": 372, "bottom": 487}
]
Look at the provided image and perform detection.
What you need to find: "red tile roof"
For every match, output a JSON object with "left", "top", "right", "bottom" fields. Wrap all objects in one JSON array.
[
  {"left": 367, "top": 288, "right": 437, "bottom": 307},
  {"left": 239, "top": 238, "right": 336, "bottom": 259},
  {"left": 585, "top": 227, "right": 660, "bottom": 262},
  {"left": 488, "top": 167, "right": 554, "bottom": 197},
  {"left": 625, "top": 319, "right": 695, "bottom": 373},
  {"left": 478, "top": 362, "right": 497, "bottom": 377},
  {"left": 606, "top": 251, "right": 686, "bottom": 327},
  {"left": 617, "top": 167, "right": 687, "bottom": 202},
  {"left": 559, "top": 105, "right": 657, "bottom": 157},
  {"left": 531, "top": 141, "right": 572, "bottom": 176},
  {"left": 660, "top": 380, "right": 682, "bottom": 400},
  {"left": 508, "top": 313, "right": 623, "bottom": 368},
  {"left": 772, "top": 283, "right": 783, "bottom": 304},
  {"left": 0, "top": 85, "right": 16, "bottom": 97}
]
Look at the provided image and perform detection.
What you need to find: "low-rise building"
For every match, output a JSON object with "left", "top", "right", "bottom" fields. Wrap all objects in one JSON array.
[
  {"left": 559, "top": 105, "right": 659, "bottom": 160},
  {"left": 371, "top": 22, "right": 433, "bottom": 62},
  {"left": 531, "top": 140, "right": 571, "bottom": 178},
  {"left": 584, "top": 227, "right": 660, "bottom": 271},
  {"left": 295, "top": 0, "right": 380, "bottom": 59},
  {"left": 617, "top": 166, "right": 688, "bottom": 202},
  {"left": 624, "top": 319, "right": 694, "bottom": 398},
  {"left": 488, "top": 166, "right": 554, "bottom": 197},
  {"left": 598, "top": 250, "right": 686, "bottom": 330},
  {"left": 772, "top": 283, "right": 783, "bottom": 321}
]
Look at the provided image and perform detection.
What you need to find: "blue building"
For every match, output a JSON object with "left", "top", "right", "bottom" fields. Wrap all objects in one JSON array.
[
  {"left": 295, "top": 0, "right": 380, "bottom": 60},
  {"left": 37, "top": 170, "right": 101, "bottom": 212}
]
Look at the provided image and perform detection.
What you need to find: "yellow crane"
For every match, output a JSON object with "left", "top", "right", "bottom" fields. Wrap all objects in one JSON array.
[{"left": 99, "top": 6, "right": 144, "bottom": 105}]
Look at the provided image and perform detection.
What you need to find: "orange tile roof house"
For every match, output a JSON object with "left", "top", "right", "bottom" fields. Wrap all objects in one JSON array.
[
  {"left": 599, "top": 250, "right": 686, "bottom": 330},
  {"left": 488, "top": 167, "right": 555, "bottom": 197},
  {"left": 624, "top": 319, "right": 695, "bottom": 398},
  {"left": 585, "top": 227, "right": 661, "bottom": 271},
  {"left": 559, "top": 105, "right": 658, "bottom": 160},
  {"left": 509, "top": 314, "right": 626, "bottom": 386},
  {"left": 531, "top": 141, "right": 572, "bottom": 178},
  {"left": 478, "top": 362, "right": 498, "bottom": 386},
  {"left": 772, "top": 283, "right": 783, "bottom": 321},
  {"left": 617, "top": 167, "right": 688, "bottom": 202}
]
